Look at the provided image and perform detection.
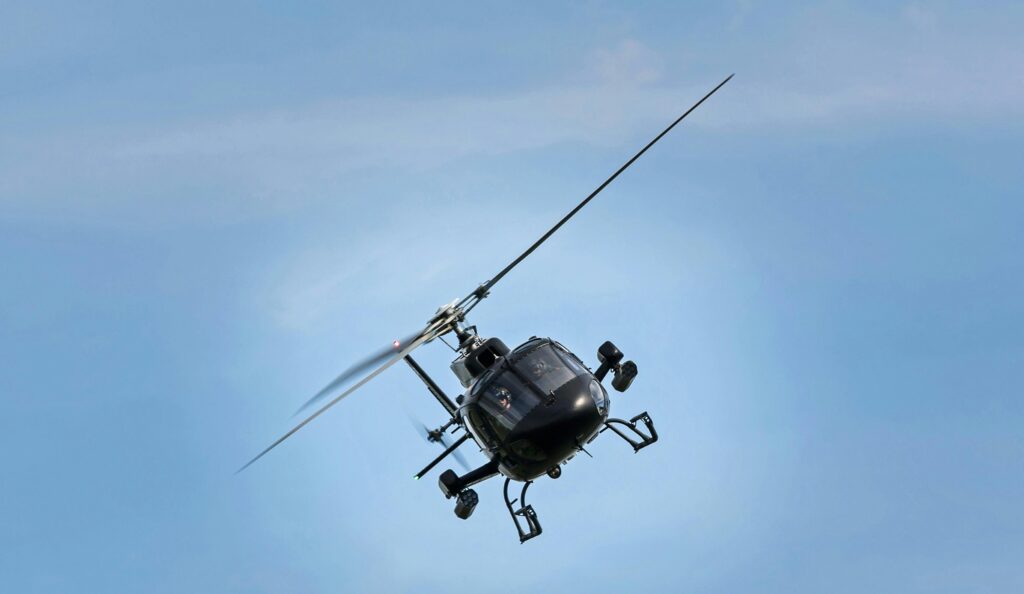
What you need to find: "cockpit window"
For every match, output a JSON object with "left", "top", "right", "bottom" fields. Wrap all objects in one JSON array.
[
  {"left": 553, "top": 343, "right": 589, "bottom": 376},
  {"left": 512, "top": 337, "right": 545, "bottom": 355},
  {"left": 515, "top": 344, "right": 577, "bottom": 394},
  {"left": 477, "top": 370, "right": 540, "bottom": 431}
]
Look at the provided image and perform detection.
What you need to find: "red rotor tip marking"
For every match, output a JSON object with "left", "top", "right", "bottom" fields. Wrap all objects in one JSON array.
[{"left": 393, "top": 340, "right": 401, "bottom": 349}]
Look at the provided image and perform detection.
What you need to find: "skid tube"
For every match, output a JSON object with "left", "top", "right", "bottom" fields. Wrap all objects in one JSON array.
[{"left": 503, "top": 478, "right": 542, "bottom": 543}]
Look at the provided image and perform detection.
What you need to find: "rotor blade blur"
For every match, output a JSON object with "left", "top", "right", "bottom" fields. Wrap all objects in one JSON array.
[
  {"left": 438, "top": 433, "right": 471, "bottom": 471},
  {"left": 407, "top": 415, "right": 429, "bottom": 439},
  {"left": 295, "top": 331, "right": 423, "bottom": 415},
  {"left": 408, "top": 416, "right": 471, "bottom": 472},
  {"left": 460, "top": 74, "right": 734, "bottom": 309},
  {"left": 238, "top": 330, "right": 435, "bottom": 473}
]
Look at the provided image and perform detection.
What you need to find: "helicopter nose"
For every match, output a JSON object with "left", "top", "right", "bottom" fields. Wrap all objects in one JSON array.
[{"left": 510, "top": 376, "right": 604, "bottom": 458}]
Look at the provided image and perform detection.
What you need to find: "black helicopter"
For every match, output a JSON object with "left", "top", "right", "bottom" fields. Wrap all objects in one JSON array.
[{"left": 240, "top": 74, "right": 732, "bottom": 542}]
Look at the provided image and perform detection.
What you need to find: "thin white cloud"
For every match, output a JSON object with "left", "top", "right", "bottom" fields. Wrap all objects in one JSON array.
[
  {"left": 589, "top": 39, "right": 665, "bottom": 85},
  {"left": 89, "top": 34, "right": 1024, "bottom": 167},
  {"left": 3, "top": 23, "right": 1022, "bottom": 228}
]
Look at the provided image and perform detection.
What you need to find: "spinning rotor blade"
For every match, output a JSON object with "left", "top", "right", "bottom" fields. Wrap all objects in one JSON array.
[
  {"left": 239, "top": 323, "right": 443, "bottom": 473},
  {"left": 295, "top": 331, "right": 422, "bottom": 415},
  {"left": 459, "top": 74, "right": 733, "bottom": 310},
  {"left": 408, "top": 417, "right": 471, "bottom": 472},
  {"left": 441, "top": 434, "right": 471, "bottom": 472}
]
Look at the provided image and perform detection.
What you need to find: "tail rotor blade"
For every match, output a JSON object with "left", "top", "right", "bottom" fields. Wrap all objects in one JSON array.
[
  {"left": 438, "top": 433, "right": 471, "bottom": 471},
  {"left": 408, "top": 414, "right": 471, "bottom": 472}
]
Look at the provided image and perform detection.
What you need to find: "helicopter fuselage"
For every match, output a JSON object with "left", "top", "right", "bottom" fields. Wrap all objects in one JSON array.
[
  {"left": 456, "top": 338, "right": 609, "bottom": 481},
  {"left": 241, "top": 73, "right": 728, "bottom": 541}
]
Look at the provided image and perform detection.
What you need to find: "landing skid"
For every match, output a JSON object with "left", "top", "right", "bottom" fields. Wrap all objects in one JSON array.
[
  {"left": 601, "top": 411, "right": 658, "bottom": 452},
  {"left": 503, "top": 478, "right": 542, "bottom": 543}
]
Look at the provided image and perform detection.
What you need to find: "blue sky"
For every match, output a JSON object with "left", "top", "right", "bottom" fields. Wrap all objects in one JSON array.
[{"left": 2, "top": 1, "right": 1022, "bottom": 592}]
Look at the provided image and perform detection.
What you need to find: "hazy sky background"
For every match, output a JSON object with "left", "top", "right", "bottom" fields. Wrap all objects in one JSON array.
[{"left": 2, "top": 1, "right": 1022, "bottom": 592}]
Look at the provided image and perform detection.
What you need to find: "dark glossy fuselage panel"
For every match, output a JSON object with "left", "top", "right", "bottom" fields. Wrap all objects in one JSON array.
[{"left": 459, "top": 338, "right": 609, "bottom": 481}]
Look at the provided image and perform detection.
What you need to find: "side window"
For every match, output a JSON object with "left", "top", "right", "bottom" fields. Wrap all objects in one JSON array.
[
  {"left": 470, "top": 369, "right": 495, "bottom": 396},
  {"left": 467, "top": 407, "right": 506, "bottom": 444}
]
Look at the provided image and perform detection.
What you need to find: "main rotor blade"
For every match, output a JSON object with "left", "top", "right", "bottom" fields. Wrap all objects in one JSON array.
[
  {"left": 238, "top": 329, "right": 436, "bottom": 473},
  {"left": 462, "top": 74, "right": 733, "bottom": 306},
  {"left": 295, "top": 331, "right": 423, "bottom": 415}
]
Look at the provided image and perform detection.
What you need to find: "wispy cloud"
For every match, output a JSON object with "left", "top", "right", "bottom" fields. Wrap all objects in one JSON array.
[
  {"left": 112, "top": 18, "right": 1024, "bottom": 171},
  {"left": 3, "top": 16, "right": 1022, "bottom": 228}
]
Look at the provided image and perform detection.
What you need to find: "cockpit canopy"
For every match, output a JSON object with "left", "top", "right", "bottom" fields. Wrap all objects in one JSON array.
[{"left": 467, "top": 338, "right": 596, "bottom": 433}]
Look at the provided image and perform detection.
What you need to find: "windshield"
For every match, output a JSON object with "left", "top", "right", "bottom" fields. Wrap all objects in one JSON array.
[
  {"left": 513, "top": 343, "right": 578, "bottom": 394},
  {"left": 477, "top": 370, "right": 541, "bottom": 432},
  {"left": 468, "top": 341, "right": 592, "bottom": 441}
]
